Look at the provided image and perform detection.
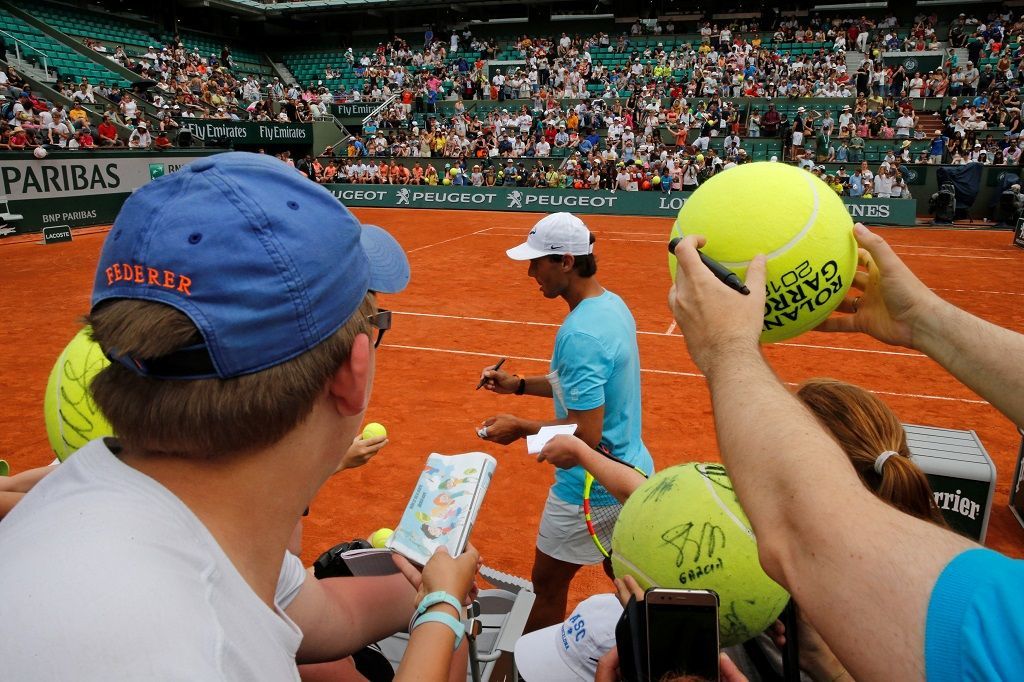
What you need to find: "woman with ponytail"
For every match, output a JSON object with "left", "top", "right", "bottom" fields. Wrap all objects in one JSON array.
[{"left": 796, "top": 378, "right": 947, "bottom": 528}]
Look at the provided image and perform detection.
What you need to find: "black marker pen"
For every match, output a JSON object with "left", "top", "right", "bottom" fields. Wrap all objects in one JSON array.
[{"left": 668, "top": 237, "right": 750, "bottom": 295}]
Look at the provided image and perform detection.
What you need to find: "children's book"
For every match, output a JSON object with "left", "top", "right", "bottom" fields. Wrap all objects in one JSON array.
[{"left": 387, "top": 452, "right": 497, "bottom": 566}]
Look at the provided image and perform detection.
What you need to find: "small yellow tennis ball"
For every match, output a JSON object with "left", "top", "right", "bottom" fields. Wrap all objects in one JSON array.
[
  {"left": 612, "top": 463, "right": 789, "bottom": 646},
  {"left": 369, "top": 527, "right": 394, "bottom": 548},
  {"left": 669, "top": 162, "right": 856, "bottom": 343},
  {"left": 361, "top": 422, "right": 387, "bottom": 440},
  {"left": 44, "top": 327, "right": 114, "bottom": 461}
]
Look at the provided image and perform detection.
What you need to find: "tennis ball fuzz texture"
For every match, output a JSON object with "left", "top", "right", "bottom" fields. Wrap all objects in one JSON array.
[
  {"left": 669, "top": 162, "right": 857, "bottom": 343},
  {"left": 370, "top": 528, "right": 394, "bottom": 548},
  {"left": 44, "top": 327, "right": 114, "bottom": 461},
  {"left": 612, "top": 463, "right": 789, "bottom": 646},
  {"left": 361, "top": 422, "right": 387, "bottom": 440}
]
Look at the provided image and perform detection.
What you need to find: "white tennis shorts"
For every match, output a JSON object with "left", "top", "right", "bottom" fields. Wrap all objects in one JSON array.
[{"left": 536, "top": 488, "right": 616, "bottom": 566}]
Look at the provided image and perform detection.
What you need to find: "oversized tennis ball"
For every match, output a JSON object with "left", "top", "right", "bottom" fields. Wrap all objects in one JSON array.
[
  {"left": 449, "top": 167, "right": 459, "bottom": 177},
  {"left": 669, "top": 162, "right": 856, "bottom": 343},
  {"left": 612, "top": 462, "right": 789, "bottom": 646},
  {"left": 0, "top": 459, "right": 8, "bottom": 476},
  {"left": 442, "top": 177, "right": 451, "bottom": 185},
  {"left": 361, "top": 422, "right": 387, "bottom": 440},
  {"left": 44, "top": 327, "right": 114, "bottom": 461},
  {"left": 370, "top": 527, "right": 394, "bottom": 548}
]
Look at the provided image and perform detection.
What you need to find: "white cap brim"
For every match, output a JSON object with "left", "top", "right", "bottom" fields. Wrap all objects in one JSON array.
[
  {"left": 506, "top": 242, "right": 552, "bottom": 260},
  {"left": 514, "top": 624, "right": 588, "bottom": 682}
]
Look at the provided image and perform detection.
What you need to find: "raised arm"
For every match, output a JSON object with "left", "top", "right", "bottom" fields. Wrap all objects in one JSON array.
[
  {"left": 817, "top": 224, "right": 1024, "bottom": 428},
  {"left": 667, "top": 235, "right": 976, "bottom": 682}
]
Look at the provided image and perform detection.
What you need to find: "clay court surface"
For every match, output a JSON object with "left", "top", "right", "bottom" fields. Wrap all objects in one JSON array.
[{"left": 2, "top": 209, "right": 1023, "bottom": 607}]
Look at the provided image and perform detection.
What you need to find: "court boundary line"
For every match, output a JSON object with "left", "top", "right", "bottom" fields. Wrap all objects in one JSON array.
[
  {"left": 382, "top": 342, "right": 987, "bottom": 404},
  {"left": 392, "top": 310, "right": 927, "bottom": 358},
  {"left": 450, "top": 228, "right": 1017, "bottom": 259}
]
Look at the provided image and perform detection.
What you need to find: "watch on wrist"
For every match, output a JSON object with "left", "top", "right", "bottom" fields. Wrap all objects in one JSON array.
[{"left": 515, "top": 377, "right": 527, "bottom": 395}]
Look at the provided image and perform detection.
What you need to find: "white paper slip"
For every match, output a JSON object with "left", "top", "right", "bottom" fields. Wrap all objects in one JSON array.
[{"left": 526, "top": 424, "right": 578, "bottom": 454}]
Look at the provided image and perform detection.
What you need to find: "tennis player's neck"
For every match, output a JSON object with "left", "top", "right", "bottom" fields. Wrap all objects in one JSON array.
[{"left": 563, "top": 279, "right": 606, "bottom": 311}]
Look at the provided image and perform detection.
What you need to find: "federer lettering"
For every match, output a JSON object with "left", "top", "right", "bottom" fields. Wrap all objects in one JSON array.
[
  {"left": 762, "top": 260, "right": 844, "bottom": 333},
  {"left": 105, "top": 263, "right": 192, "bottom": 295}
]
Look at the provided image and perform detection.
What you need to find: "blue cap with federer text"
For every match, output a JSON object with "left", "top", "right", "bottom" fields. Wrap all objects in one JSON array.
[{"left": 91, "top": 152, "right": 409, "bottom": 379}]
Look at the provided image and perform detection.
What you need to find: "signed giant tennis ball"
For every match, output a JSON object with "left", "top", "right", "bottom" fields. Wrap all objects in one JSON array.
[
  {"left": 669, "top": 162, "right": 856, "bottom": 343},
  {"left": 362, "top": 422, "right": 387, "bottom": 440},
  {"left": 612, "top": 463, "right": 789, "bottom": 646},
  {"left": 44, "top": 327, "right": 114, "bottom": 461}
]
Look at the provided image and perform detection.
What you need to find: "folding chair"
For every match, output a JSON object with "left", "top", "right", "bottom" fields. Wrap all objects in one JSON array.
[{"left": 377, "top": 565, "right": 535, "bottom": 682}]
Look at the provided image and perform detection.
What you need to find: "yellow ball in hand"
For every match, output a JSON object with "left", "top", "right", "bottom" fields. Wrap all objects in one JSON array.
[
  {"left": 369, "top": 527, "right": 394, "bottom": 548},
  {"left": 361, "top": 422, "right": 387, "bottom": 440}
]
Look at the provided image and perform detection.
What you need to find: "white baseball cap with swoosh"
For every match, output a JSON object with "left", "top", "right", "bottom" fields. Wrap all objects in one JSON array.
[{"left": 506, "top": 212, "right": 594, "bottom": 260}]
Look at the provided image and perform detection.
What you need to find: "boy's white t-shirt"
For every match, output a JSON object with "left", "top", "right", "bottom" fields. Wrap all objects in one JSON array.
[{"left": 0, "top": 438, "right": 306, "bottom": 681}]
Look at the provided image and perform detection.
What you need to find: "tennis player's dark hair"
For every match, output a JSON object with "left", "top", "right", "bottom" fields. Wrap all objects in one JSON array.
[
  {"left": 796, "top": 378, "right": 948, "bottom": 528},
  {"left": 547, "top": 234, "right": 598, "bottom": 277},
  {"left": 86, "top": 293, "right": 375, "bottom": 460}
]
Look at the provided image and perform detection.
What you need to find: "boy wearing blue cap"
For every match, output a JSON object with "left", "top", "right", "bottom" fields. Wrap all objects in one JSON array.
[{"left": 0, "top": 153, "right": 477, "bottom": 680}]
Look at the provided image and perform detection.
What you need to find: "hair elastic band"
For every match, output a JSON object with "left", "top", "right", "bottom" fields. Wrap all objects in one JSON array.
[{"left": 874, "top": 451, "right": 899, "bottom": 475}]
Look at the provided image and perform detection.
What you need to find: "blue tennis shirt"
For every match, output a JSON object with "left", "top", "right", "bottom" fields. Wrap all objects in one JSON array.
[{"left": 549, "top": 290, "right": 653, "bottom": 506}]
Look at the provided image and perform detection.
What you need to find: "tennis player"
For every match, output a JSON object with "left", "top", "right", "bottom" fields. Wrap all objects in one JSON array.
[{"left": 478, "top": 212, "right": 654, "bottom": 632}]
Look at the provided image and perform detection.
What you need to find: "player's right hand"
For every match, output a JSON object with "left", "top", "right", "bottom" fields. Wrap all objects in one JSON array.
[{"left": 479, "top": 367, "right": 518, "bottom": 393}]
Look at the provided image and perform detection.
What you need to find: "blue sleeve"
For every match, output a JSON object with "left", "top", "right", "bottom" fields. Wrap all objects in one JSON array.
[
  {"left": 555, "top": 331, "right": 611, "bottom": 412},
  {"left": 925, "top": 548, "right": 1024, "bottom": 682}
]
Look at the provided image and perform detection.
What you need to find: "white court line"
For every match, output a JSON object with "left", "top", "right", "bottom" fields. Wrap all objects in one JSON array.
[
  {"left": 933, "top": 287, "right": 1024, "bottom": 297},
  {"left": 406, "top": 228, "right": 491, "bottom": 254},
  {"left": 885, "top": 243, "right": 1016, "bottom": 253},
  {"left": 461, "top": 231, "right": 1015, "bottom": 258},
  {"left": 381, "top": 343, "right": 985, "bottom": 404},
  {"left": 393, "top": 310, "right": 925, "bottom": 358},
  {"left": 894, "top": 252, "right": 1013, "bottom": 260},
  {"left": 665, "top": 321, "right": 677, "bottom": 335}
]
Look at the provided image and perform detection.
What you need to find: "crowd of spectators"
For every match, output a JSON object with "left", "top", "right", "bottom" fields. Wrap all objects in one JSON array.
[{"left": 2, "top": 6, "right": 1024, "bottom": 180}]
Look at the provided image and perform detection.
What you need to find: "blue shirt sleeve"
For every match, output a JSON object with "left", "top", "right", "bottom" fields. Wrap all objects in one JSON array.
[
  {"left": 555, "top": 331, "right": 611, "bottom": 413},
  {"left": 926, "top": 548, "right": 1024, "bottom": 682}
]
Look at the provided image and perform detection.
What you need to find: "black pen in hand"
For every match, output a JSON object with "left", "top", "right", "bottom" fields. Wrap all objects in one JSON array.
[
  {"left": 668, "top": 237, "right": 750, "bottom": 295},
  {"left": 476, "top": 357, "right": 506, "bottom": 390}
]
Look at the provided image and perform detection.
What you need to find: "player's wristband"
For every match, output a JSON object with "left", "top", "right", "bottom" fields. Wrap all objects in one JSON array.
[
  {"left": 409, "top": 591, "right": 463, "bottom": 631},
  {"left": 412, "top": 611, "right": 465, "bottom": 650},
  {"left": 514, "top": 377, "right": 526, "bottom": 395}
]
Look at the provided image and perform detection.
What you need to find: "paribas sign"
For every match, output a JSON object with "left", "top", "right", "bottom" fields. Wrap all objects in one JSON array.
[
  {"left": 0, "top": 156, "right": 215, "bottom": 199},
  {"left": 1, "top": 161, "right": 120, "bottom": 198},
  {"left": 176, "top": 120, "right": 312, "bottom": 144}
]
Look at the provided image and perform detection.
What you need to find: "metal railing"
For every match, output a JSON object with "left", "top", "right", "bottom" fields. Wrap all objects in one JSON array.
[
  {"left": 361, "top": 93, "right": 398, "bottom": 126},
  {"left": 0, "top": 29, "right": 49, "bottom": 77}
]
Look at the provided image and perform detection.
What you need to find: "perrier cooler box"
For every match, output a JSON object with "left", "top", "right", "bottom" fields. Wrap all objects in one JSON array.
[{"left": 904, "top": 424, "right": 995, "bottom": 542}]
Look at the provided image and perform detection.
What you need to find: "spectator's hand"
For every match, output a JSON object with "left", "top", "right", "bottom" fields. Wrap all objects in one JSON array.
[
  {"left": 536, "top": 434, "right": 590, "bottom": 469},
  {"left": 477, "top": 414, "right": 526, "bottom": 444},
  {"left": 336, "top": 433, "right": 388, "bottom": 473},
  {"left": 613, "top": 575, "right": 645, "bottom": 607},
  {"left": 394, "top": 544, "right": 481, "bottom": 609},
  {"left": 770, "top": 608, "right": 847, "bottom": 681},
  {"left": 479, "top": 365, "right": 519, "bottom": 393},
  {"left": 668, "top": 235, "right": 767, "bottom": 374},
  {"left": 816, "top": 223, "right": 942, "bottom": 348}
]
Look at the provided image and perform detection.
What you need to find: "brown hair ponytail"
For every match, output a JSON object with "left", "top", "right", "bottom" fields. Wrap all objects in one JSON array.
[{"left": 796, "top": 378, "right": 948, "bottom": 528}]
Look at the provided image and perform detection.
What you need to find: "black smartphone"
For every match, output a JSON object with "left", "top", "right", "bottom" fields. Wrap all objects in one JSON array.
[{"left": 645, "top": 587, "right": 720, "bottom": 681}]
